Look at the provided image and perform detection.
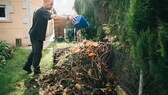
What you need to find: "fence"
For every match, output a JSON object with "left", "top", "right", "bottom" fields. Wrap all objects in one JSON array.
[{"left": 112, "top": 49, "right": 140, "bottom": 95}]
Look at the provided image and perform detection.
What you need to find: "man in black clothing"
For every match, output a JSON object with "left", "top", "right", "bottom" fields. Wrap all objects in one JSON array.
[{"left": 23, "top": 0, "right": 75, "bottom": 74}]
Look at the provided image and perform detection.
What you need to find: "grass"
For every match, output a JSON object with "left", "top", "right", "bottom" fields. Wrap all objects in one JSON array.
[
  {"left": 0, "top": 46, "right": 53, "bottom": 95},
  {"left": 0, "top": 48, "right": 31, "bottom": 95},
  {"left": 0, "top": 41, "right": 76, "bottom": 95}
]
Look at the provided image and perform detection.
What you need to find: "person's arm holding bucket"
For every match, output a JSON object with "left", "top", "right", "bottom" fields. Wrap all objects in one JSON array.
[{"left": 51, "top": 14, "right": 76, "bottom": 27}]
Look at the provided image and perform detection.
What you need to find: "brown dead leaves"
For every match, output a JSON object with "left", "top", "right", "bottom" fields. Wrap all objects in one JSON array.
[{"left": 27, "top": 40, "right": 116, "bottom": 95}]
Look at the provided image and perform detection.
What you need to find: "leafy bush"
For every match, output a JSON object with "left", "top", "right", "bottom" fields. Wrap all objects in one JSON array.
[{"left": 0, "top": 41, "right": 10, "bottom": 71}]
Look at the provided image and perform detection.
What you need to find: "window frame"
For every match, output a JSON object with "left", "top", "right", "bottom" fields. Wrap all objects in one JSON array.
[
  {"left": 0, "top": 1, "right": 13, "bottom": 23},
  {"left": 0, "top": 5, "right": 7, "bottom": 21}
]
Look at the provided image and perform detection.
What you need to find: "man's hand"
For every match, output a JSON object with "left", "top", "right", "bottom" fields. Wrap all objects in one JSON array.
[{"left": 69, "top": 15, "right": 77, "bottom": 23}]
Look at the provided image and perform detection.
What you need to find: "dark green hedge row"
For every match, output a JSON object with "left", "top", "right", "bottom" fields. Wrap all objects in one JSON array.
[
  {"left": 128, "top": 0, "right": 168, "bottom": 94},
  {"left": 74, "top": 0, "right": 168, "bottom": 94}
]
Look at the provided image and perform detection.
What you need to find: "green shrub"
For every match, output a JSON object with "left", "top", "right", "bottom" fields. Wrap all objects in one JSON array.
[{"left": 0, "top": 41, "right": 10, "bottom": 71}]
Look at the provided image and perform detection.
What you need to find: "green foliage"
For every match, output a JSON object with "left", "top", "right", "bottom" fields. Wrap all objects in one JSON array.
[
  {"left": 74, "top": 0, "right": 130, "bottom": 42},
  {"left": 74, "top": 0, "right": 97, "bottom": 39},
  {"left": 158, "top": 23, "right": 168, "bottom": 59},
  {"left": 0, "top": 41, "right": 10, "bottom": 58},
  {"left": 157, "top": 23, "right": 168, "bottom": 95},
  {"left": 128, "top": 31, "right": 147, "bottom": 69},
  {"left": 97, "top": 26, "right": 105, "bottom": 41},
  {"left": 127, "top": 0, "right": 168, "bottom": 94},
  {"left": 130, "top": 0, "right": 150, "bottom": 33},
  {"left": 74, "top": 0, "right": 112, "bottom": 40},
  {"left": 151, "top": 0, "right": 168, "bottom": 23},
  {"left": 109, "top": 0, "right": 129, "bottom": 34},
  {"left": 0, "top": 41, "right": 10, "bottom": 71},
  {"left": 75, "top": 0, "right": 168, "bottom": 94}
]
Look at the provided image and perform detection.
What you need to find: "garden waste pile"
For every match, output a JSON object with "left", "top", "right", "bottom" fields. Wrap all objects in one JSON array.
[{"left": 27, "top": 40, "right": 117, "bottom": 95}]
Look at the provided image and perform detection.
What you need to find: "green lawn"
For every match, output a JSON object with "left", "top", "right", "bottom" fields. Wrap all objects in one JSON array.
[
  {"left": 0, "top": 41, "right": 76, "bottom": 95},
  {"left": 0, "top": 47, "right": 53, "bottom": 95},
  {"left": 0, "top": 48, "right": 31, "bottom": 95}
]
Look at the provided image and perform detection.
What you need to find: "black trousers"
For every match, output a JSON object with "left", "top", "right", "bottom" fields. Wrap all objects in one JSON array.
[{"left": 24, "top": 38, "right": 43, "bottom": 71}]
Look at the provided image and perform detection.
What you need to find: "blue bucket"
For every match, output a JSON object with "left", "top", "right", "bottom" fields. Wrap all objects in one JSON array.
[{"left": 74, "top": 15, "right": 89, "bottom": 29}]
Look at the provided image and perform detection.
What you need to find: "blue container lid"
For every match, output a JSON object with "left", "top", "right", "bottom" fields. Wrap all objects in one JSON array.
[{"left": 74, "top": 15, "right": 89, "bottom": 29}]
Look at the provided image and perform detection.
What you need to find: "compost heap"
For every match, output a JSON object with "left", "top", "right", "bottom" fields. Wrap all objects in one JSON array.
[{"left": 28, "top": 40, "right": 116, "bottom": 95}]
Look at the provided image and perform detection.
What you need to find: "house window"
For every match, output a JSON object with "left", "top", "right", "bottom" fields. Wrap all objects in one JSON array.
[{"left": 0, "top": 5, "right": 6, "bottom": 20}]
